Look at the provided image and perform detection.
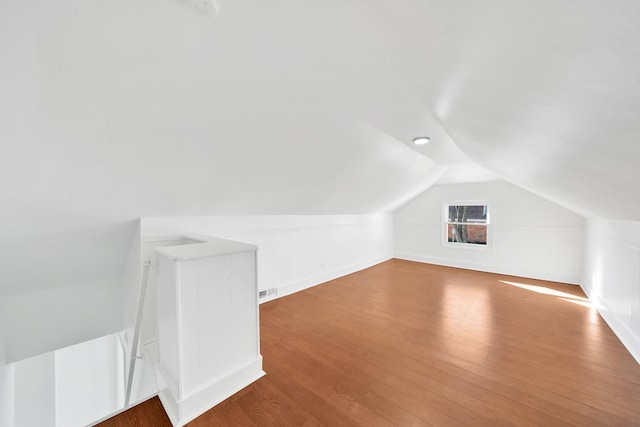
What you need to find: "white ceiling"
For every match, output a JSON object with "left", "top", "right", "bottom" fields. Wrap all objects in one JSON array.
[{"left": 1, "top": 0, "right": 639, "bottom": 294}]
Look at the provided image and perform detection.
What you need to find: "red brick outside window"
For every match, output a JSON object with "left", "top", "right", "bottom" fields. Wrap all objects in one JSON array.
[{"left": 445, "top": 204, "right": 489, "bottom": 246}]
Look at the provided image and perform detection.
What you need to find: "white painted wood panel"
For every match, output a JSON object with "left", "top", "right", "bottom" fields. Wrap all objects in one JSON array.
[
  {"left": 156, "top": 255, "right": 180, "bottom": 397},
  {"left": 155, "top": 237, "right": 263, "bottom": 426},
  {"left": 231, "top": 252, "right": 257, "bottom": 367},
  {"left": 177, "top": 260, "right": 199, "bottom": 398},
  {"left": 582, "top": 219, "right": 640, "bottom": 364},
  {"left": 197, "top": 255, "right": 234, "bottom": 386}
]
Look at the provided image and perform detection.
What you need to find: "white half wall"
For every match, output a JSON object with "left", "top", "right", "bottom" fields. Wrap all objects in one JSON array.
[
  {"left": 394, "top": 181, "right": 584, "bottom": 284},
  {"left": 139, "top": 214, "right": 394, "bottom": 345},
  {"left": 582, "top": 219, "right": 640, "bottom": 364}
]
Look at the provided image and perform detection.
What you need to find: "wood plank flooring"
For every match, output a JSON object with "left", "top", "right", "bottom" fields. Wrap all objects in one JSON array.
[{"left": 98, "top": 259, "right": 640, "bottom": 426}]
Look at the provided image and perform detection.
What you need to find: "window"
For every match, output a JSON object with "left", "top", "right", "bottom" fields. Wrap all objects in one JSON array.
[{"left": 444, "top": 202, "right": 490, "bottom": 247}]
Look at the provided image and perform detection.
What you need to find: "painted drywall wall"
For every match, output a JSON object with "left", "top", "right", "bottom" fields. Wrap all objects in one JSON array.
[
  {"left": 0, "top": 364, "right": 14, "bottom": 427},
  {"left": 2, "top": 279, "right": 123, "bottom": 364},
  {"left": 0, "top": 334, "right": 129, "bottom": 427},
  {"left": 394, "top": 181, "right": 584, "bottom": 284},
  {"left": 582, "top": 219, "right": 640, "bottom": 363},
  {"left": 0, "top": 298, "right": 6, "bottom": 366},
  {"left": 139, "top": 214, "right": 393, "bottom": 346},
  {"left": 0, "top": 220, "right": 137, "bottom": 364},
  {"left": 13, "top": 353, "right": 56, "bottom": 427},
  {"left": 120, "top": 225, "right": 141, "bottom": 385},
  {"left": 55, "top": 335, "right": 124, "bottom": 427}
]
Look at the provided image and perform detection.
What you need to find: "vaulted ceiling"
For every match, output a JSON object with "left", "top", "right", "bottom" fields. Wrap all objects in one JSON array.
[{"left": 2, "top": 0, "right": 639, "bottom": 294}]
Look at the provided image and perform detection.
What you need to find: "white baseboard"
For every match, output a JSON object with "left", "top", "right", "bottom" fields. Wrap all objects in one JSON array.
[
  {"left": 581, "top": 287, "right": 640, "bottom": 366},
  {"left": 158, "top": 357, "right": 265, "bottom": 427},
  {"left": 394, "top": 252, "right": 581, "bottom": 285},
  {"left": 266, "top": 253, "right": 393, "bottom": 302}
]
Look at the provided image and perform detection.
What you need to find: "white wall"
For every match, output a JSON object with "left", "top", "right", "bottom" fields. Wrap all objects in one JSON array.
[
  {"left": 582, "top": 219, "right": 640, "bottom": 363},
  {"left": 2, "top": 280, "right": 123, "bottom": 364},
  {"left": 120, "top": 224, "right": 141, "bottom": 385},
  {"left": 0, "top": 297, "right": 6, "bottom": 366},
  {"left": 14, "top": 353, "right": 56, "bottom": 427},
  {"left": 55, "top": 334, "right": 124, "bottom": 427},
  {"left": 139, "top": 214, "right": 394, "bottom": 345},
  {"left": 394, "top": 181, "right": 584, "bottom": 284},
  {"left": 0, "top": 220, "right": 138, "bottom": 365},
  {"left": 0, "top": 364, "right": 15, "bottom": 427},
  {"left": 0, "top": 333, "right": 131, "bottom": 427}
]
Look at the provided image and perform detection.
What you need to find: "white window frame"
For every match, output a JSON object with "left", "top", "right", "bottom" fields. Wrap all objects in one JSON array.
[{"left": 442, "top": 200, "right": 493, "bottom": 250}]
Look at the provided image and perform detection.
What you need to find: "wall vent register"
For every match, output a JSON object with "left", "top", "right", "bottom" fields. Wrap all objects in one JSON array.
[{"left": 259, "top": 288, "right": 277, "bottom": 300}]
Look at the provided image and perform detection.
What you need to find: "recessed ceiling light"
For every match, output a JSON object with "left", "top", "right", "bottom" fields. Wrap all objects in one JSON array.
[{"left": 413, "top": 137, "right": 430, "bottom": 145}]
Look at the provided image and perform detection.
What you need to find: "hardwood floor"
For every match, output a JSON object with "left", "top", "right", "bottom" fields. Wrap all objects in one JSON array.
[{"left": 98, "top": 260, "right": 640, "bottom": 426}]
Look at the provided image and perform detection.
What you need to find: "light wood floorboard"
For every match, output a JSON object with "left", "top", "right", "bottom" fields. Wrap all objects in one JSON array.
[{"left": 98, "top": 260, "right": 640, "bottom": 426}]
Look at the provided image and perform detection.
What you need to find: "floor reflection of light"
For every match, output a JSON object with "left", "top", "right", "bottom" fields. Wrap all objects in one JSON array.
[
  {"left": 501, "top": 280, "right": 604, "bottom": 356},
  {"left": 442, "top": 285, "right": 492, "bottom": 361},
  {"left": 559, "top": 298, "right": 592, "bottom": 308},
  {"left": 499, "top": 280, "right": 588, "bottom": 302}
]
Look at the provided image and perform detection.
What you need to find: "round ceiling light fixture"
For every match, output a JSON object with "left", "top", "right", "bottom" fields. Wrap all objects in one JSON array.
[{"left": 413, "top": 136, "right": 430, "bottom": 145}]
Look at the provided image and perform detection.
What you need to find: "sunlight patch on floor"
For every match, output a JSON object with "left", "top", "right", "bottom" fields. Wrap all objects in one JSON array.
[
  {"left": 499, "top": 280, "right": 588, "bottom": 302},
  {"left": 560, "top": 298, "right": 593, "bottom": 308}
]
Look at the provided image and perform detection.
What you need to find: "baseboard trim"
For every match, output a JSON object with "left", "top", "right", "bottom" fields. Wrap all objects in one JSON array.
[
  {"left": 581, "top": 287, "right": 640, "bottom": 366},
  {"left": 394, "top": 252, "right": 581, "bottom": 285},
  {"left": 265, "top": 253, "right": 393, "bottom": 302},
  {"left": 158, "top": 357, "right": 265, "bottom": 427}
]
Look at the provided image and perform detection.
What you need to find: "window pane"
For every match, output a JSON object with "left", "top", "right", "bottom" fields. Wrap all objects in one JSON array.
[
  {"left": 447, "top": 224, "right": 487, "bottom": 245},
  {"left": 447, "top": 205, "right": 488, "bottom": 223}
]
